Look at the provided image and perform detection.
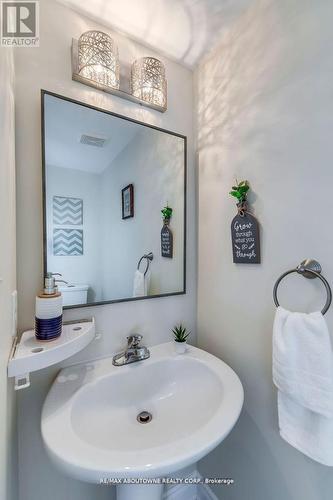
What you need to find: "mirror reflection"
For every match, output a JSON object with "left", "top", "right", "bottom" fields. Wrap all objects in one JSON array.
[{"left": 43, "top": 93, "right": 186, "bottom": 308}]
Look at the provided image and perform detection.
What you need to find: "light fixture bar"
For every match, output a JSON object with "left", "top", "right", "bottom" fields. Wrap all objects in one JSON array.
[
  {"left": 71, "top": 39, "right": 167, "bottom": 113},
  {"left": 131, "top": 57, "right": 167, "bottom": 110}
]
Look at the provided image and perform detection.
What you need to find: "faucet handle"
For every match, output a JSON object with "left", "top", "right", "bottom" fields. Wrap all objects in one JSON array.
[{"left": 127, "top": 334, "right": 143, "bottom": 348}]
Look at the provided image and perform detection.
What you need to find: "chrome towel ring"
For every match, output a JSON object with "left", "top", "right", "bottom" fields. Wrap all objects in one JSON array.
[
  {"left": 137, "top": 252, "right": 153, "bottom": 277},
  {"left": 273, "top": 259, "right": 332, "bottom": 315}
]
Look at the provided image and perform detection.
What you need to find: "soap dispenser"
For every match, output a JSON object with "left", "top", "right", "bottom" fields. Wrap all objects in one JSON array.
[{"left": 35, "top": 273, "right": 63, "bottom": 341}]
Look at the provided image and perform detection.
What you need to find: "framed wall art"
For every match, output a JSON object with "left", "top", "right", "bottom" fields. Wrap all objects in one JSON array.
[{"left": 122, "top": 184, "right": 134, "bottom": 219}]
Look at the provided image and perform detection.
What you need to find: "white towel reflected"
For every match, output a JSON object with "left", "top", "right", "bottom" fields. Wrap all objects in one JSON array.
[
  {"left": 133, "top": 270, "right": 150, "bottom": 297},
  {"left": 273, "top": 306, "right": 333, "bottom": 465}
]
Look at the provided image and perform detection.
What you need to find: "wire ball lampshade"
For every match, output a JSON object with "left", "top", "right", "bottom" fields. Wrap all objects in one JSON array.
[
  {"left": 78, "top": 30, "right": 120, "bottom": 90},
  {"left": 131, "top": 57, "right": 167, "bottom": 110}
]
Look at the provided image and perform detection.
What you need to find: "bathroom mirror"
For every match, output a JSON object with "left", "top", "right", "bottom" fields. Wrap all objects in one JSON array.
[{"left": 42, "top": 91, "right": 186, "bottom": 308}]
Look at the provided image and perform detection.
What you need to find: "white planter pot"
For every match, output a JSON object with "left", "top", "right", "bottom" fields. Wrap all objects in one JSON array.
[{"left": 174, "top": 341, "right": 187, "bottom": 354}]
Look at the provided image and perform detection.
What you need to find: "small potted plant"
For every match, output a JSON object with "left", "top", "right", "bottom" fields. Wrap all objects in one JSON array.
[
  {"left": 161, "top": 205, "right": 173, "bottom": 225},
  {"left": 172, "top": 324, "right": 190, "bottom": 354}
]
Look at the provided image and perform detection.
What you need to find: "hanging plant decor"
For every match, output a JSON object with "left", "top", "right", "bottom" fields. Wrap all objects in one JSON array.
[
  {"left": 230, "top": 180, "right": 260, "bottom": 264},
  {"left": 161, "top": 205, "right": 173, "bottom": 258}
]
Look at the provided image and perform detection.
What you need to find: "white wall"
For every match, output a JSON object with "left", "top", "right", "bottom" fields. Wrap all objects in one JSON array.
[
  {"left": 46, "top": 165, "right": 103, "bottom": 302},
  {"left": 196, "top": 0, "right": 333, "bottom": 498},
  {"left": 101, "top": 128, "right": 185, "bottom": 300},
  {"left": 0, "top": 48, "right": 18, "bottom": 500},
  {"left": 15, "top": 0, "right": 195, "bottom": 499}
]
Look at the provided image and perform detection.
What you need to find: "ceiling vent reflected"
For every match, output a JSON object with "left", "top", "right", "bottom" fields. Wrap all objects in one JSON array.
[{"left": 80, "top": 134, "right": 107, "bottom": 148}]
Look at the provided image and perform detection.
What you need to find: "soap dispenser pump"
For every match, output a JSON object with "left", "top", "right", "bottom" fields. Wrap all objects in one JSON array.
[{"left": 43, "top": 272, "right": 58, "bottom": 295}]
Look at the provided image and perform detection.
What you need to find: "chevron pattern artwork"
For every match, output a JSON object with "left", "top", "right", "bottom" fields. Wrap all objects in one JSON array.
[
  {"left": 53, "top": 229, "right": 83, "bottom": 256},
  {"left": 53, "top": 196, "right": 83, "bottom": 225}
]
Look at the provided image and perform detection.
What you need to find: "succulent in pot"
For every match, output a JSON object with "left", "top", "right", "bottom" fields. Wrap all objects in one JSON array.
[{"left": 172, "top": 324, "right": 190, "bottom": 354}]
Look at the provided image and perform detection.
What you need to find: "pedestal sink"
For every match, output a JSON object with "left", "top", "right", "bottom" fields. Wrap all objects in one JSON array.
[{"left": 41, "top": 342, "right": 243, "bottom": 499}]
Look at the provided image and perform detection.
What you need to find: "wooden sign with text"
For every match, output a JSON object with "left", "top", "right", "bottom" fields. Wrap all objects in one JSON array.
[
  {"left": 161, "top": 224, "right": 173, "bottom": 258},
  {"left": 231, "top": 213, "right": 260, "bottom": 264}
]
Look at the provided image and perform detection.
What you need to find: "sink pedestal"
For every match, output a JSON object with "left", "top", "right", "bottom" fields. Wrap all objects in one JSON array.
[{"left": 116, "top": 483, "right": 164, "bottom": 500}]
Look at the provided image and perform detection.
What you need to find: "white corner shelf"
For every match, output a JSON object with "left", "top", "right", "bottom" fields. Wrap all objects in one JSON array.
[{"left": 8, "top": 318, "right": 96, "bottom": 390}]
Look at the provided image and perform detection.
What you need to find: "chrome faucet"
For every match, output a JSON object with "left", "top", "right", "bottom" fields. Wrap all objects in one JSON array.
[
  {"left": 55, "top": 279, "right": 69, "bottom": 285},
  {"left": 52, "top": 273, "right": 69, "bottom": 286},
  {"left": 112, "top": 334, "right": 150, "bottom": 366}
]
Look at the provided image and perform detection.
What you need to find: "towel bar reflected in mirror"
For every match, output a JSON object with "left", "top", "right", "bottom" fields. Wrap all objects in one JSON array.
[{"left": 137, "top": 253, "right": 153, "bottom": 277}]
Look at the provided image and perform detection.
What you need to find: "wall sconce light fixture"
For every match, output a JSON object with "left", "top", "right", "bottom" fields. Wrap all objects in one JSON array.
[
  {"left": 72, "top": 31, "right": 167, "bottom": 113},
  {"left": 131, "top": 57, "right": 167, "bottom": 111},
  {"left": 77, "top": 30, "right": 120, "bottom": 90}
]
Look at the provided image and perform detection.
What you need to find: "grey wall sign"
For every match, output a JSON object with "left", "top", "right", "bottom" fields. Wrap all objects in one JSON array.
[
  {"left": 231, "top": 213, "right": 260, "bottom": 264},
  {"left": 161, "top": 224, "right": 173, "bottom": 258}
]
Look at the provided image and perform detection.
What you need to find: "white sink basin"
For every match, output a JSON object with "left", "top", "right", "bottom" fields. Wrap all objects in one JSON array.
[{"left": 42, "top": 342, "right": 243, "bottom": 494}]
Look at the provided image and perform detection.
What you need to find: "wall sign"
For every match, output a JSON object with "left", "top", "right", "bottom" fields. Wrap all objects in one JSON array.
[
  {"left": 229, "top": 180, "right": 260, "bottom": 264},
  {"left": 161, "top": 205, "right": 173, "bottom": 258},
  {"left": 161, "top": 224, "right": 173, "bottom": 258},
  {"left": 231, "top": 213, "right": 260, "bottom": 264}
]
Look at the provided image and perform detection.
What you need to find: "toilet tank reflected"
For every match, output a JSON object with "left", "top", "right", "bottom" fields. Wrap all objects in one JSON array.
[{"left": 57, "top": 284, "right": 89, "bottom": 306}]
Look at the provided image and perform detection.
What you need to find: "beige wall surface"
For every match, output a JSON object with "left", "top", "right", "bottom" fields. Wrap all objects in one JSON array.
[
  {"left": 0, "top": 47, "right": 18, "bottom": 500},
  {"left": 196, "top": 1, "right": 333, "bottom": 499},
  {"left": 15, "top": 0, "right": 195, "bottom": 499}
]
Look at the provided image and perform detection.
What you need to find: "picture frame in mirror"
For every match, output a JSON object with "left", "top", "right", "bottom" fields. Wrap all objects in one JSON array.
[{"left": 122, "top": 183, "right": 134, "bottom": 219}]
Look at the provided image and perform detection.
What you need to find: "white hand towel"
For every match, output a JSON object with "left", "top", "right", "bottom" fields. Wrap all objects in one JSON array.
[
  {"left": 133, "top": 270, "right": 148, "bottom": 297},
  {"left": 273, "top": 306, "right": 333, "bottom": 465},
  {"left": 145, "top": 269, "right": 151, "bottom": 296},
  {"left": 273, "top": 307, "right": 333, "bottom": 417},
  {"left": 278, "top": 392, "right": 333, "bottom": 466}
]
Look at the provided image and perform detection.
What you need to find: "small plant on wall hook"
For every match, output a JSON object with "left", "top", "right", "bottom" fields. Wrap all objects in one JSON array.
[
  {"left": 161, "top": 204, "right": 173, "bottom": 224},
  {"left": 229, "top": 179, "right": 250, "bottom": 215}
]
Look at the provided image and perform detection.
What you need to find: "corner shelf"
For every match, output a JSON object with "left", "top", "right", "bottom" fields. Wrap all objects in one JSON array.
[{"left": 8, "top": 318, "right": 96, "bottom": 390}]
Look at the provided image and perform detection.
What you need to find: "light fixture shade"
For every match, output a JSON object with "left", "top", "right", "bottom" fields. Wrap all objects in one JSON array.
[
  {"left": 78, "top": 30, "right": 120, "bottom": 90},
  {"left": 131, "top": 57, "right": 167, "bottom": 110}
]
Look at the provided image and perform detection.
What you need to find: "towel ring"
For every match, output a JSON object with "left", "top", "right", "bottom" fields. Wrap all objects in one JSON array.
[
  {"left": 137, "top": 252, "right": 153, "bottom": 277},
  {"left": 273, "top": 259, "right": 332, "bottom": 315}
]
